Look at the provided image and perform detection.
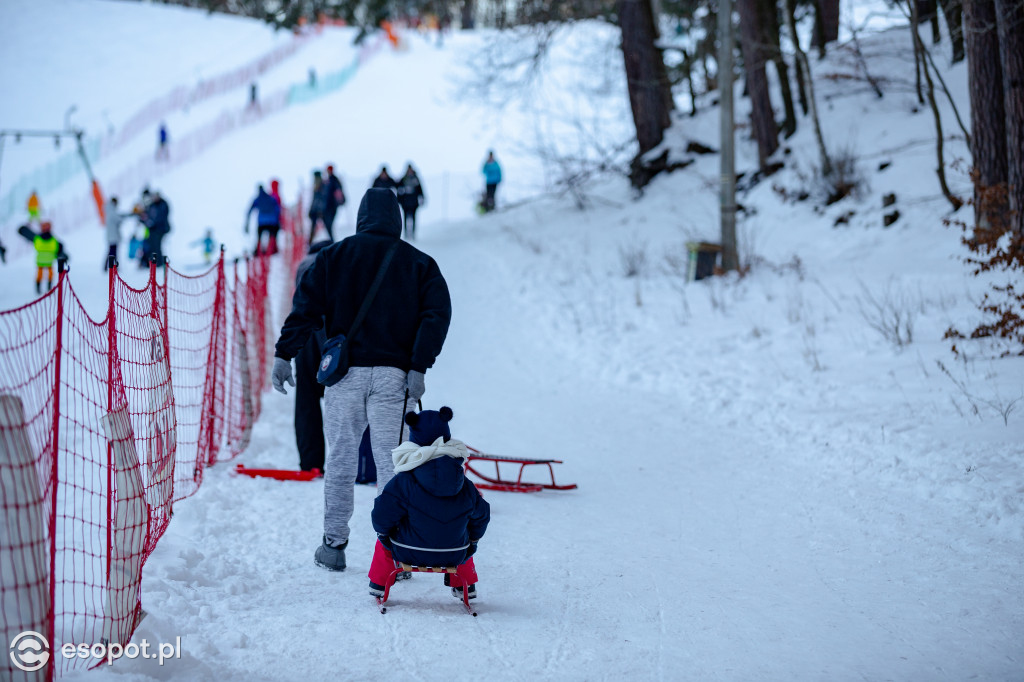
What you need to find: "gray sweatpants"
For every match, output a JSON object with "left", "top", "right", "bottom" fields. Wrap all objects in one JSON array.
[{"left": 322, "top": 366, "right": 409, "bottom": 547}]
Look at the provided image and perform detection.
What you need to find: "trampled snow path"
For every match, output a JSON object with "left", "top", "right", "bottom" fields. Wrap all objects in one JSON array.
[{"left": 73, "top": 220, "right": 1023, "bottom": 681}]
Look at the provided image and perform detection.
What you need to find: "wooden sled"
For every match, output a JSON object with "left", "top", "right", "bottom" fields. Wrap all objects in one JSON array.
[{"left": 464, "top": 445, "right": 578, "bottom": 493}]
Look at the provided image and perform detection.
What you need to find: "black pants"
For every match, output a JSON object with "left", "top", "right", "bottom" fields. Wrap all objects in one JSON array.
[
  {"left": 485, "top": 183, "right": 497, "bottom": 210},
  {"left": 294, "top": 335, "right": 326, "bottom": 471},
  {"left": 255, "top": 224, "right": 280, "bottom": 254},
  {"left": 105, "top": 244, "right": 117, "bottom": 270},
  {"left": 140, "top": 233, "right": 166, "bottom": 268},
  {"left": 323, "top": 209, "right": 337, "bottom": 241},
  {"left": 402, "top": 207, "right": 417, "bottom": 239}
]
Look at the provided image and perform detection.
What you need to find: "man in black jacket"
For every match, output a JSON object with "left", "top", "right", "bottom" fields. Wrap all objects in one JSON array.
[
  {"left": 397, "top": 164, "right": 425, "bottom": 240},
  {"left": 323, "top": 165, "right": 345, "bottom": 239},
  {"left": 272, "top": 188, "right": 452, "bottom": 572}
]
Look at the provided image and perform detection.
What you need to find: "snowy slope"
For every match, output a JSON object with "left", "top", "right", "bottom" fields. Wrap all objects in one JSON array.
[{"left": 1, "top": 1, "right": 1022, "bottom": 680}]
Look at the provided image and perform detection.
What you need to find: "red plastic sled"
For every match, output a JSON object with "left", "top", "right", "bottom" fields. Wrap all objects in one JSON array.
[
  {"left": 464, "top": 446, "right": 577, "bottom": 493},
  {"left": 376, "top": 563, "right": 477, "bottom": 616},
  {"left": 234, "top": 464, "right": 321, "bottom": 481}
]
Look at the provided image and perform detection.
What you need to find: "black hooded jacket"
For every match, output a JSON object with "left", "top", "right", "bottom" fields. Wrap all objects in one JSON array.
[{"left": 275, "top": 189, "right": 451, "bottom": 372}]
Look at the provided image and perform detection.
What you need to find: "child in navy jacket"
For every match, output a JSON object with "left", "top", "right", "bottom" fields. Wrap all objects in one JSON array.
[{"left": 369, "top": 407, "right": 489, "bottom": 600}]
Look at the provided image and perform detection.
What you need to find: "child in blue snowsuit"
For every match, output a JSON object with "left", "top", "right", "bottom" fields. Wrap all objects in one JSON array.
[{"left": 369, "top": 407, "right": 489, "bottom": 600}]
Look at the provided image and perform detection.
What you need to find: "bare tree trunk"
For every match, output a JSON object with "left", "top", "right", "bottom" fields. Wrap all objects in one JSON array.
[
  {"left": 783, "top": 0, "right": 832, "bottom": 176},
  {"left": 994, "top": 0, "right": 1024, "bottom": 237},
  {"left": 913, "top": 23, "right": 963, "bottom": 210},
  {"left": 910, "top": 0, "right": 926, "bottom": 104},
  {"left": 620, "top": 0, "right": 674, "bottom": 186},
  {"left": 809, "top": 0, "right": 827, "bottom": 57},
  {"left": 919, "top": 0, "right": 943, "bottom": 42},
  {"left": 683, "top": 51, "right": 699, "bottom": 116},
  {"left": 763, "top": 0, "right": 797, "bottom": 137},
  {"left": 460, "top": 0, "right": 475, "bottom": 29},
  {"left": 963, "top": 0, "right": 1008, "bottom": 229},
  {"left": 937, "top": 0, "right": 965, "bottom": 62},
  {"left": 819, "top": 0, "right": 840, "bottom": 44},
  {"left": 737, "top": 0, "right": 778, "bottom": 169},
  {"left": 785, "top": 0, "right": 810, "bottom": 114}
]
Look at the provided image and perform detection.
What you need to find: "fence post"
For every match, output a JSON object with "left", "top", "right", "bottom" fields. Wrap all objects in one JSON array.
[
  {"left": 106, "top": 257, "right": 116, "bottom": 590},
  {"left": 47, "top": 267, "right": 66, "bottom": 682},
  {"left": 204, "top": 249, "right": 225, "bottom": 467},
  {"left": 162, "top": 257, "right": 169, "bottom": 334}
]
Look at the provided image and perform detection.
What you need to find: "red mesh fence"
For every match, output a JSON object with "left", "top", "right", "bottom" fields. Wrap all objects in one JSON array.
[{"left": 1, "top": 227, "right": 282, "bottom": 678}]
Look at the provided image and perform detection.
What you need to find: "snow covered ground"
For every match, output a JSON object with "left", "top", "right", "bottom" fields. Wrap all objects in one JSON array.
[{"left": 2, "top": 1, "right": 1022, "bottom": 680}]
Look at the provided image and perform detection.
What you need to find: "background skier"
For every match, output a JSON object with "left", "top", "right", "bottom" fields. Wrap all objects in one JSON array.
[
  {"left": 323, "top": 165, "right": 346, "bottom": 239},
  {"left": 372, "top": 166, "right": 397, "bottom": 192},
  {"left": 139, "top": 190, "right": 171, "bottom": 267},
  {"left": 308, "top": 170, "right": 328, "bottom": 244},
  {"left": 397, "top": 164, "right": 425, "bottom": 240},
  {"left": 481, "top": 150, "right": 501, "bottom": 211},
  {"left": 18, "top": 220, "right": 67, "bottom": 294},
  {"left": 104, "top": 195, "right": 132, "bottom": 269},
  {"left": 246, "top": 184, "right": 282, "bottom": 255}
]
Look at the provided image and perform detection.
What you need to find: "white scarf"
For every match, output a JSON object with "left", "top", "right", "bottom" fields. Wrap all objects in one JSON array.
[{"left": 391, "top": 437, "right": 468, "bottom": 473}]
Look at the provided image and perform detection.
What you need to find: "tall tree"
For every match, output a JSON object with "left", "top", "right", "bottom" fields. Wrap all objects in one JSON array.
[
  {"left": 819, "top": 0, "right": 840, "bottom": 44},
  {"left": 620, "top": 0, "right": 675, "bottom": 185},
  {"left": 937, "top": 0, "right": 965, "bottom": 62},
  {"left": 460, "top": 0, "right": 476, "bottom": 28},
  {"left": 994, "top": 0, "right": 1024, "bottom": 237},
  {"left": 784, "top": 0, "right": 810, "bottom": 113},
  {"left": 762, "top": 0, "right": 797, "bottom": 137},
  {"left": 963, "top": 0, "right": 1007, "bottom": 229},
  {"left": 736, "top": 0, "right": 778, "bottom": 169}
]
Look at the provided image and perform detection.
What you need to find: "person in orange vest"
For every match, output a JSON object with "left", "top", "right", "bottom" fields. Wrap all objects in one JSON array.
[
  {"left": 27, "top": 191, "right": 41, "bottom": 223},
  {"left": 18, "top": 221, "right": 68, "bottom": 294}
]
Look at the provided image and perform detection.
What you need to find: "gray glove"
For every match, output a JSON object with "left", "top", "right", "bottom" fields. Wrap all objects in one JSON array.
[
  {"left": 406, "top": 370, "right": 425, "bottom": 401},
  {"left": 272, "top": 357, "right": 295, "bottom": 395}
]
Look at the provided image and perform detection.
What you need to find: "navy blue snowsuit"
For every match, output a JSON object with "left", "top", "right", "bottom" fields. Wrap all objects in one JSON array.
[{"left": 372, "top": 454, "right": 490, "bottom": 566}]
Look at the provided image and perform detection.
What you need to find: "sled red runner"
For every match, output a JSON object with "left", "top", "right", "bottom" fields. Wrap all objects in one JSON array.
[
  {"left": 464, "top": 445, "right": 578, "bottom": 493},
  {"left": 376, "top": 563, "right": 477, "bottom": 616},
  {"left": 234, "top": 464, "right": 321, "bottom": 481}
]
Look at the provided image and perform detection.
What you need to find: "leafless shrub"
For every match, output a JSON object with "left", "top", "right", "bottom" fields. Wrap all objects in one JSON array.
[
  {"left": 502, "top": 226, "right": 544, "bottom": 254},
  {"left": 937, "top": 359, "right": 1023, "bottom": 425},
  {"left": 802, "top": 322, "right": 824, "bottom": 371},
  {"left": 662, "top": 243, "right": 690, "bottom": 280},
  {"left": 618, "top": 240, "right": 648, "bottom": 278},
  {"left": 818, "top": 144, "right": 869, "bottom": 205},
  {"left": 856, "top": 280, "right": 916, "bottom": 348}
]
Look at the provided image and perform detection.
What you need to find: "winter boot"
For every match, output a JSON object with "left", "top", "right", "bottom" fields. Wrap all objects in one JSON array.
[
  {"left": 369, "top": 581, "right": 386, "bottom": 598},
  {"left": 313, "top": 537, "right": 347, "bottom": 571},
  {"left": 394, "top": 570, "right": 412, "bottom": 581},
  {"left": 451, "top": 584, "right": 477, "bottom": 600}
]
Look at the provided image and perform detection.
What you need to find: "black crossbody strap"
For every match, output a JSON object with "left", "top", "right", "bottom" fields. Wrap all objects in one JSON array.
[{"left": 348, "top": 241, "right": 400, "bottom": 340}]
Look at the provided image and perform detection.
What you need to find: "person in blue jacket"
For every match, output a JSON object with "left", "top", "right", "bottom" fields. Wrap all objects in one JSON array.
[
  {"left": 246, "top": 184, "right": 282, "bottom": 255},
  {"left": 271, "top": 188, "right": 452, "bottom": 572},
  {"left": 481, "top": 150, "right": 502, "bottom": 211},
  {"left": 368, "top": 406, "right": 489, "bottom": 600}
]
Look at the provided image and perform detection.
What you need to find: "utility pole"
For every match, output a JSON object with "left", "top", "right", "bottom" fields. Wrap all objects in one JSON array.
[{"left": 718, "top": 0, "right": 738, "bottom": 272}]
